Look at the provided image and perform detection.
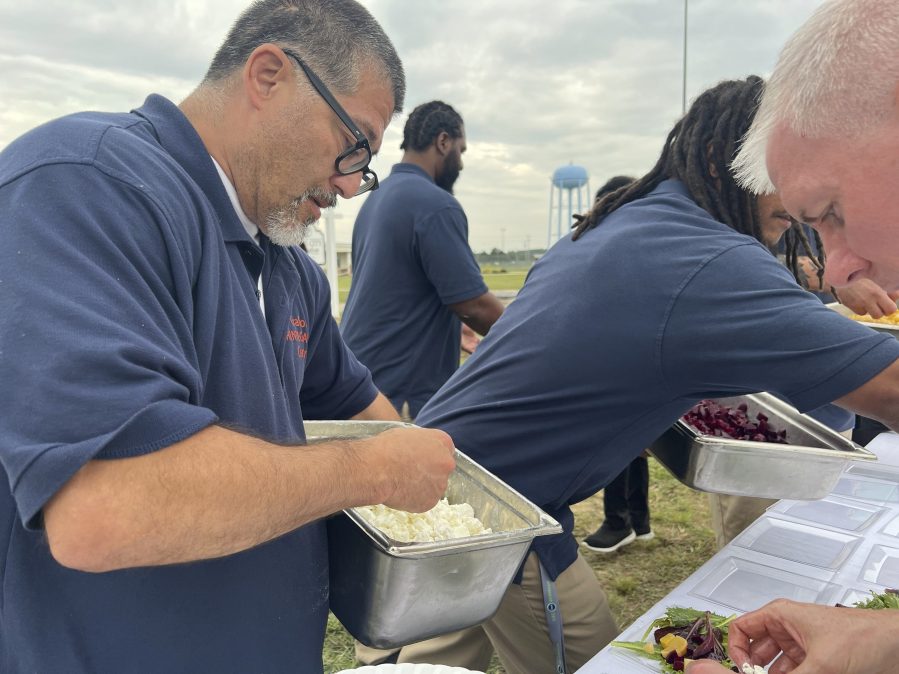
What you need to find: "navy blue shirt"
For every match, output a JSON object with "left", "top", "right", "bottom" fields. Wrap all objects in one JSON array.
[
  {"left": 774, "top": 223, "right": 852, "bottom": 431},
  {"left": 0, "top": 95, "right": 377, "bottom": 673},
  {"left": 341, "top": 163, "right": 487, "bottom": 417},
  {"left": 788, "top": 401, "right": 853, "bottom": 432},
  {"left": 418, "top": 180, "right": 899, "bottom": 581}
]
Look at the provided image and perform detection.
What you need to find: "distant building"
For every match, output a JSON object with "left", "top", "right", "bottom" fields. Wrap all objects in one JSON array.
[
  {"left": 305, "top": 226, "right": 352, "bottom": 275},
  {"left": 336, "top": 242, "right": 352, "bottom": 275}
]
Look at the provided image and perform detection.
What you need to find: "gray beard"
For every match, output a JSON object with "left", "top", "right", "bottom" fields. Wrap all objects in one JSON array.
[
  {"left": 265, "top": 188, "right": 336, "bottom": 248},
  {"left": 266, "top": 200, "right": 314, "bottom": 247}
]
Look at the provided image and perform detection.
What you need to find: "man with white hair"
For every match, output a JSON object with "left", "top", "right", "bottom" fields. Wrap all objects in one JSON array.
[
  {"left": 692, "top": 2, "right": 899, "bottom": 672},
  {"left": 733, "top": 0, "right": 899, "bottom": 295}
]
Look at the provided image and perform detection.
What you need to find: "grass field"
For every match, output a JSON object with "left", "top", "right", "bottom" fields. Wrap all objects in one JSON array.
[
  {"left": 479, "top": 270, "right": 529, "bottom": 292},
  {"left": 323, "top": 461, "right": 717, "bottom": 673},
  {"left": 324, "top": 263, "right": 718, "bottom": 673},
  {"left": 337, "top": 269, "right": 530, "bottom": 306}
]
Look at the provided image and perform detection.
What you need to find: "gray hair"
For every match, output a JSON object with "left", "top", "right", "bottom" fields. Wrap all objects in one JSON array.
[
  {"left": 201, "top": 0, "right": 405, "bottom": 114},
  {"left": 733, "top": 0, "right": 899, "bottom": 194}
]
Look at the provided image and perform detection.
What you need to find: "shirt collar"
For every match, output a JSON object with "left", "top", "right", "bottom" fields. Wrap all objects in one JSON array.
[
  {"left": 210, "top": 157, "right": 259, "bottom": 243},
  {"left": 391, "top": 162, "right": 435, "bottom": 183},
  {"left": 653, "top": 178, "right": 691, "bottom": 199},
  {"left": 130, "top": 94, "right": 256, "bottom": 245}
]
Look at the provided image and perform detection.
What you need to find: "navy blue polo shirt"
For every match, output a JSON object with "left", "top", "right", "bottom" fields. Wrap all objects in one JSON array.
[
  {"left": 775, "top": 223, "right": 852, "bottom": 431},
  {"left": 417, "top": 179, "right": 899, "bottom": 581},
  {"left": 340, "top": 163, "right": 487, "bottom": 418},
  {"left": 0, "top": 95, "right": 377, "bottom": 672}
]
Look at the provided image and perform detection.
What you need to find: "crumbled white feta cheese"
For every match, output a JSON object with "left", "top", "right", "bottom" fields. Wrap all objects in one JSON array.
[
  {"left": 742, "top": 664, "right": 766, "bottom": 674},
  {"left": 356, "top": 498, "right": 492, "bottom": 542}
]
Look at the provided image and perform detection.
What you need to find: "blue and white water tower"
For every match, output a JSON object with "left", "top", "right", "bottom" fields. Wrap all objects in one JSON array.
[{"left": 547, "top": 163, "right": 591, "bottom": 248}]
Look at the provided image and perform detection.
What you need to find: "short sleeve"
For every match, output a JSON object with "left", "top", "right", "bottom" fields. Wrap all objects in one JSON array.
[
  {"left": 296, "top": 260, "right": 378, "bottom": 419},
  {"left": 0, "top": 164, "right": 218, "bottom": 527},
  {"left": 660, "top": 243, "right": 899, "bottom": 411},
  {"left": 413, "top": 206, "right": 488, "bottom": 305}
]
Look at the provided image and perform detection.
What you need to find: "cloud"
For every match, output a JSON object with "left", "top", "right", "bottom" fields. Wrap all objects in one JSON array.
[{"left": 0, "top": 0, "right": 825, "bottom": 251}]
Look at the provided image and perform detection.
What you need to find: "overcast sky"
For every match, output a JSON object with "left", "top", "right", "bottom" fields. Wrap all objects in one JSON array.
[{"left": 0, "top": 0, "right": 824, "bottom": 252}]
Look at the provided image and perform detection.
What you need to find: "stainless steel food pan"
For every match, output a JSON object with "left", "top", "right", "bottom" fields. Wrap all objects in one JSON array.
[
  {"left": 649, "top": 393, "right": 876, "bottom": 500},
  {"left": 307, "top": 421, "right": 562, "bottom": 649},
  {"left": 826, "top": 302, "right": 899, "bottom": 337}
]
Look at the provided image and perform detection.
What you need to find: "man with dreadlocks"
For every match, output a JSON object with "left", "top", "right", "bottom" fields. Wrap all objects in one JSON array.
[
  {"left": 341, "top": 100, "right": 504, "bottom": 422},
  {"left": 387, "top": 76, "right": 899, "bottom": 674}
]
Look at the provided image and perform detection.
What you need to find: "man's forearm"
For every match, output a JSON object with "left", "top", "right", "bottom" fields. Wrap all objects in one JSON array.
[
  {"left": 450, "top": 292, "right": 504, "bottom": 335},
  {"left": 352, "top": 392, "right": 401, "bottom": 421},
  {"left": 835, "top": 358, "right": 899, "bottom": 433},
  {"left": 43, "top": 425, "right": 380, "bottom": 572}
]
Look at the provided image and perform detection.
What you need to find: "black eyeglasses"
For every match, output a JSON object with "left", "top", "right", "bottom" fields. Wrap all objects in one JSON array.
[{"left": 281, "top": 47, "right": 378, "bottom": 196}]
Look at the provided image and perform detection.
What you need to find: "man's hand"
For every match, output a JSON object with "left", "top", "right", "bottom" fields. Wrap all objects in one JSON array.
[
  {"left": 797, "top": 256, "right": 825, "bottom": 292},
  {"left": 361, "top": 427, "right": 456, "bottom": 512},
  {"left": 837, "top": 277, "right": 899, "bottom": 318},
  {"left": 461, "top": 324, "right": 481, "bottom": 354}
]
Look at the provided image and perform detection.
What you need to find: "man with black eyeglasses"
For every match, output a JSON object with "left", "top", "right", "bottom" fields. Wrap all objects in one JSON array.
[{"left": 0, "top": 1, "right": 456, "bottom": 672}]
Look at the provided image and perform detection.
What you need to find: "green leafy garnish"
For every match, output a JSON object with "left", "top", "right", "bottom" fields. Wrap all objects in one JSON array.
[
  {"left": 613, "top": 606, "right": 738, "bottom": 673},
  {"left": 611, "top": 639, "right": 659, "bottom": 656},
  {"left": 852, "top": 588, "right": 899, "bottom": 610},
  {"left": 640, "top": 606, "right": 736, "bottom": 640},
  {"left": 611, "top": 639, "right": 680, "bottom": 674}
]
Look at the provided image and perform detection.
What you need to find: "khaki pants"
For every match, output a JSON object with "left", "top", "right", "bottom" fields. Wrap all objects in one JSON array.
[
  {"left": 356, "top": 550, "right": 619, "bottom": 673},
  {"left": 709, "top": 428, "right": 854, "bottom": 549},
  {"left": 355, "top": 627, "right": 493, "bottom": 670},
  {"left": 708, "top": 493, "right": 776, "bottom": 549}
]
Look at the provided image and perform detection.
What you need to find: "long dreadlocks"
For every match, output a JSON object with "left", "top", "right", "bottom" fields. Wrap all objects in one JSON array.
[
  {"left": 783, "top": 224, "right": 827, "bottom": 294},
  {"left": 571, "top": 76, "right": 826, "bottom": 287}
]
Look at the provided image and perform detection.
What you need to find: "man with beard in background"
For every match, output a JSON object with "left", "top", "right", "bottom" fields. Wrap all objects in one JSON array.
[{"left": 341, "top": 100, "right": 504, "bottom": 423}]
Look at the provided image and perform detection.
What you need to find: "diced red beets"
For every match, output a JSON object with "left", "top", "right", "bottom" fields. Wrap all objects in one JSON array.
[{"left": 683, "top": 400, "right": 787, "bottom": 443}]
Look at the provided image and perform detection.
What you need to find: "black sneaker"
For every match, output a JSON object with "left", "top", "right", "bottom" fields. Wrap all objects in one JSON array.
[{"left": 581, "top": 523, "right": 636, "bottom": 553}]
